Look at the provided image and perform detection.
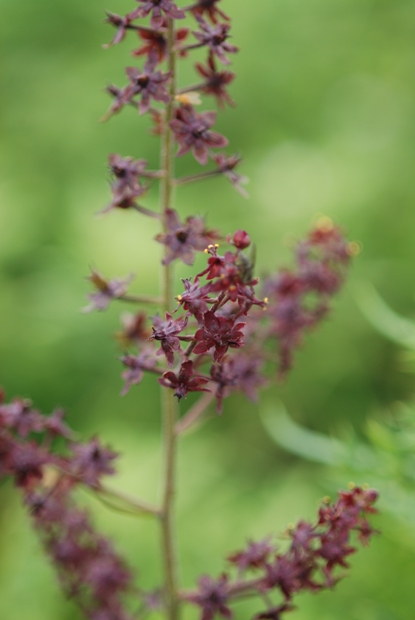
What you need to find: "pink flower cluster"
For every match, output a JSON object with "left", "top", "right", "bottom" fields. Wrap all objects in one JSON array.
[
  {"left": 0, "top": 396, "right": 138, "bottom": 620},
  {"left": 184, "top": 486, "right": 379, "bottom": 620}
]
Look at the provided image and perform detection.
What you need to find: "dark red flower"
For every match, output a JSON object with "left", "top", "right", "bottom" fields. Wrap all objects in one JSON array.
[
  {"left": 185, "top": 574, "right": 232, "bottom": 620},
  {"left": 105, "top": 62, "right": 170, "bottom": 117},
  {"left": 176, "top": 277, "right": 210, "bottom": 322},
  {"left": 156, "top": 208, "right": 219, "bottom": 265},
  {"left": 212, "top": 154, "right": 248, "bottom": 196},
  {"left": 117, "top": 311, "right": 151, "bottom": 347},
  {"left": 228, "top": 537, "right": 275, "bottom": 572},
  {"left": 133, "top": 23, "right": 189, "bottom": 63},
  {"left": 104, "top": 12, "right": 134, "bottom": 46},
  {"left": 120, "top": 348, "right": 158, "bottom": 395},
  {"left": 84, "top": 270, "right": 134, "bottom": 312},
  {"left": 186, "top": 0, "right": 230, "bottom": 24},
  {"left": 150, "top": 312, "right": 189, "bottom": 366},
  {"left": 170, "top": 105, "right": 228, "bottom": 165},
  {"left": 227, "top": 230, "right": 251, "bottom": 250},
  {"left": 129, "top": 0, "right": 185, "bottom": 30},
  {"left": 70, "top": 437, "right": 118, "bottom": 487},
  {"left": 158, "top": 360, "right": 210, "bottom": 399},
  {"left": 195, "top": 57, "right": 235, "bottom": 108},
  {"left": 194, "top": 311, "right": 245, "bottom": 362},
  {"left": 193, "top": 17, "right": 238, "bottom": 65},
  {"left": 0, "top": 398, "right": 43, "bottom": 437}
]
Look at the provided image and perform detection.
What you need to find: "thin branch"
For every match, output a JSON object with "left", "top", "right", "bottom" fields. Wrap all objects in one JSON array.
[
  {"left": 174, "top": 170, "right": 221, "bottom": 186},
  {"left": 175, "top": 391, "right": 215, "bottom": 436},
  {"left": 121, "top": 294, "right": 163, "bottom": 304}
]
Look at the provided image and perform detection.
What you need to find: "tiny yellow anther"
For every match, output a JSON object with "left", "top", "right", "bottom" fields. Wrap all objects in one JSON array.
[
  {"left": 214, "top": 243, "right": 219, "bottom": 248},
  {"left": 316, "top": 215, "right": 333, "bottom": 231},
  {"left": 362, "top": 483, "right": 369, "bottom": 490},
  {"left": 264, "top": 297, "right": 268, "bottom": 304},
  {"left": 175, "top": 92, "right": 202, "bottom": 106},
  {"left": 347, "top": 481, "right": 355, "bottom": 489},
  {"left": 323, "top": 496, "right": 331, "bottom": 504},
  {"left": 346, "top": 241, "right": 361, "bottom": 257},
  {"left": 176, "top": 294, "right": 183, "bottom": 301}
]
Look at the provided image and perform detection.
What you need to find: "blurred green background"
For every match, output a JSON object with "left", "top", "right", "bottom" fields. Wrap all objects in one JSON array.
[{"left": 1, "top": 0, "right": 415, "bottom": 618}]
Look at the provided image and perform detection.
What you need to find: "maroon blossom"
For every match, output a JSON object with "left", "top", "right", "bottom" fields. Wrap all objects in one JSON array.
[
  {"left": 120, "top": 348, "right": 158, "bottom": 395},
  {"left": 227, "top": 229, "right": 251, "bottom": 250},
  {"left": 158, "top": 360, "right": 210, "bottom": 400},
  {"left": 106, "top": 62, "right": 170, "bottom": 117},
  {"left": 104, "top": 12, "right": 134, "bottom": 46},
  {"left": 129, "top": 0, "right": 185, "bottom": 30},
  {"left": 133, "top": 23, "right": 189, "bottom": 64},
  {"left": 195, "top": 57, "right": 236, "bottom": 108},
  {"left": 193, "top": 17, "right": 238, "bottom": 66},
  {"left": 70, "top": 437, "right": 118, "bottom": 487},
  {"left": 176, "top": 277, "right": 210, "bottom": 322},
  {"left": 185, "top": 574, "right": 232, "bottom": 620},
  {"left": 0, "top": 398, "right": 43, "bottom": 437},
  {"left": 212, "top": 154, "right": 248, "bottom": 197},
  {"left": 228, "top": 537, "right": 275, "bottom": 572},
  {"left": 193, "top": 311, "right": 245, "bottom": 362},
  {"left": 156, "top": 208, "right": 219, "bottom": 265},
  {"left": 186, "top": 0, "right": 230, "bottom": 24},
  {"left": 170, "top": 105, "right": 228, "bottom": 165},
  {"left": 150, "top": 312, "right": 189, "bottom": 366},
  {"left": 117, "top": 311, "right": 151, "bottom": 347},
  {"left": 84, "top": 270, "right": 134, "bottom": 312}
]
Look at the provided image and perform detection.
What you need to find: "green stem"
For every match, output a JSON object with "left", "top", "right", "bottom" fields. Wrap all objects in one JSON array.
[{"left": 160, "top": 18, "right": 180, "bottom": 620}]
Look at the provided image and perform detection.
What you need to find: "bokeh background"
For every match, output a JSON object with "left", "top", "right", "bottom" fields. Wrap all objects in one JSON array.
[{"left": 1, "top": 0, "right": 415, "bottom": 618}]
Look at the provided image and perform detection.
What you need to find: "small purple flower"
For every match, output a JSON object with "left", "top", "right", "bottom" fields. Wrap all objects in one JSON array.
[
  {"left": 150, "top": 312, "right": 189, "bottom": 366},
  {"left": 133, "top": 22, "right": 189, "bottom": 64},
  {"left": 159, "top": 360, "right": 210, "bottom": 400},
  {"left": 156, "top": 208, "right": 220, "bottom": 265},
  {"left": 70, "top": 437, "right": 118, "bottom": 487},
  {"left": 170, "top": 105, "right": 228, "bottom": 165},
  {"left": 193, "top": 17, "right": 238, "bottom": 65},
  {"left": 194, "top": 311, "right": 245, "bottom": 362},
  {"left": 228, "top": 537, "right": 275, "bottom": 572},
  {"left": 176, "top": 277, "right": 210, "bottom": 322},
  {"left": 0, "top": 398, "right": 43, "bottom": 437},
  {"left": 120, "top": 348, "right": 158, "bottom": 395},
  {"left": 104, "top": 12, "right": 133, "bottom": 47},
  {"left": 84, "top": 270, "right": 134, "bottom": 312},
  {"left": 129, "top": 0, "right": 185, "bottom": 30},
  {"left": 185, "top": 574, "right": 232, "bottom": 620},
  {"left": 195, "top": 57, "right": 235, "bottom": 108},
  {"left": 187, "top": 0, "right": 230, "bottom": 24},
  {"left": 212, "top": 154, "right": 248, "bottom": 197}
]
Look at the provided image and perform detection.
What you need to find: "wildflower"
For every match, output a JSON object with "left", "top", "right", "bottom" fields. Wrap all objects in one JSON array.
[
  {"left": 129, "top": 0, "right": 185, "bottom": 30},
  {"left": 104, "top": 12, "right": 134, "bottom": 46},
  {"left": 193, "top": 311, "right": 245, "bottom": 362},
  {"left": 133, "top": 22, "right": 189, "bottom": 63},
  {"left": 185, "top": 574, "right": 232, "bottom": 620},
  {"left": 212, "top": 154, "right": 248, "bottom": 196},
  {"left": 84, "top": 270, "right": 134, "bottom": 312},
  {"left": 193, "top": 17, "right": 238, "bottom": 66},
  {"left": 228, "top": 537, "right": 275, "bottom": 572},
  {"left": 156, "top": 208, "right": 219, "bottom": 265},
  {"left": 70, "top": 437, "right": 118, "bottom": 487},
  {"left": 176, "top": 277, "right": 210, "bottom": 322},
  {"left": 186, "top": 0, "right": 230, "bottom": 24},
  {"left": 150, "top": 312, "right": 189, "bottom": 366},
  {"left": 195, "top": 57, "right": 235, "bottom": 108},
  {"left": 159, "top": 360, "right": 210, "bottom": 399},
  {"left": 170, "top": 105, "right": 228, "bottom": 165},
  {"left": 120, "top": 348, "right": 158, "bottom": 395}
]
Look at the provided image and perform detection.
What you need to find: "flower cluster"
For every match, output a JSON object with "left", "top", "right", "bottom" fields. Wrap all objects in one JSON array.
[
  {"left": 0, "top": 397, "right": 139, "bottom": 620},
  {"left": 184, "top": 486, "right": 379, "bottom": 620},
  {"left": 102, "top": 220, "right": 353, "bottom": 413}
]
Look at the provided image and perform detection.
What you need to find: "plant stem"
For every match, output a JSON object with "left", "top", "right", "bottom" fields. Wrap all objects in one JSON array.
[
  {"left": 175, "top": 391, "right": 215, "bottom": 435},
  {"left": 160, "top": 18, "right": 180, "bottom": 620}
]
